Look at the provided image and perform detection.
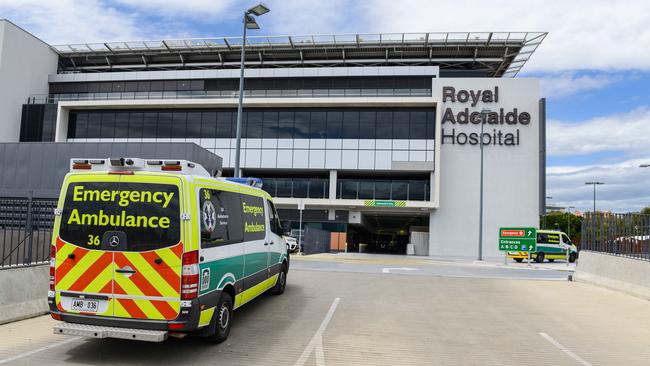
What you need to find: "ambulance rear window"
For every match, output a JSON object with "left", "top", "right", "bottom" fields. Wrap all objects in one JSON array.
[{"left": 59, "top": 182, "right": 181, "bottom": 251}]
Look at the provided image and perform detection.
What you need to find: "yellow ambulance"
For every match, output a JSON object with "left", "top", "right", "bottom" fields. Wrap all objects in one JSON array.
[{"left": 49, "top": 158, "right": 289, "bottom": 343}]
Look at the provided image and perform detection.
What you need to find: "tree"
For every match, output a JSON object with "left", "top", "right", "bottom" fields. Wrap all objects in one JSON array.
[
  {"left": 641, "top": 207, "right": 650, "bottom": 215},
  {"left": 539, "top": 211, "right": 583, "bottom": 244}
]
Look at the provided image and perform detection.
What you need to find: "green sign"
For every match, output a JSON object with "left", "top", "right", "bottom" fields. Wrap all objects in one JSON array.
[
  {"left": 498, "top": 227, "right": 536, "bottom": 252},
  {"left": 364, "top": 200, "right": 406, "bottom": 207}
]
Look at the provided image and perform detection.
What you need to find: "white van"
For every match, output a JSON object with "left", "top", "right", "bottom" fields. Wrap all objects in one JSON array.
[{"left": 49, "top": 158, "right": 288, "bottom": 343}]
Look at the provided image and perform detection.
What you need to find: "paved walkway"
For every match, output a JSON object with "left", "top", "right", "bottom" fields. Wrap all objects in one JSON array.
[{"left": 1, "top": 263, "right": 649, "bottom": 365}]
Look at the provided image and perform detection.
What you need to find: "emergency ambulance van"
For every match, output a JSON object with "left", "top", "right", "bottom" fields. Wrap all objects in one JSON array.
[
  {"left": 508, "top": 229, "right": 578, "bottom": 263},
  {"left": 48, "top": 158, "right": 289, "bottom": 343}
]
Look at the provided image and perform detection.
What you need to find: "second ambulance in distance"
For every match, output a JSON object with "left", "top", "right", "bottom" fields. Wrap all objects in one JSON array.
[{"left": 49, "top": 158, "right": 288, "bottom": 343}]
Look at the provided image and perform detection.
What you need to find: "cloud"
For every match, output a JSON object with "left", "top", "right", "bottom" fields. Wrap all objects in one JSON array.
[
  {"left": 539, "top": 72, "right": 623, "bottom": 98},
  {"left": 547, "top": 158, "right": 650, "bottom": 213},
  {"left": 547, "top": 107, "right": 650, "bottom": 156},
  {"left": 113, "top": 0, "right": 238, "bottom": 18},
  {"left": 0, "top": 0, "right": 146, "bottom": 44},
  {"left": 355, "top": 0, "right": 650, "bottom": 72}
]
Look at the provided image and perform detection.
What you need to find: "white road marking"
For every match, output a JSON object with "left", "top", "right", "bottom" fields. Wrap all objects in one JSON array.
[
  {"left": 0, "top": 336, "right": 81, "bottom": 365},
  {"left": 294, "top": 297, "right": 340, "bottom": 366},
  {"left": 540, "top": 332, "right": 592, "bottom": 366},
  {"left": 381, "top": 267, "right": 419, "bottom": 273},
  {"left": 315, "top": 336, "right": 325, "bottom": 366}
]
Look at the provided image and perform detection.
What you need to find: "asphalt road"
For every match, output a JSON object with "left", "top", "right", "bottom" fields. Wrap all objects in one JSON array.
[{"left": 1, "top": 255, "right": 649, "bottom": 365}]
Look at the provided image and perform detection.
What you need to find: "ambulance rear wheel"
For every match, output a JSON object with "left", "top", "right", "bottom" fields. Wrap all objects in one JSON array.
[
  {"left": 536, "top": 252, "right": 545, "bottom": 263},
  {"left": 206, "top": 292, "right": 233, "bottom": 344},
  {"left": 514, "top": 258, "right": 523, "bottom": 263}
]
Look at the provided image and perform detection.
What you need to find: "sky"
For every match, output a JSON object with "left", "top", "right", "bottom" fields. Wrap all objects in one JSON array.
[{"left": 1, "top": 0, "right": 649, "bottom": 213}]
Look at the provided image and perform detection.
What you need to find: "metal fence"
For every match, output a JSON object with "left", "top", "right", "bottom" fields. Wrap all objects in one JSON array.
[
  {"left": 0, "top": 198, "right": 57, "bottom": 269},
  {"left": 581, "top": 212, "right": 650, "bottom": 261}
]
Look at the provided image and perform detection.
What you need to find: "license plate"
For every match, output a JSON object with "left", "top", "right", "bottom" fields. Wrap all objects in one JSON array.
[{"left": 71, "top": 299, "right": 99, "bottom": 313}]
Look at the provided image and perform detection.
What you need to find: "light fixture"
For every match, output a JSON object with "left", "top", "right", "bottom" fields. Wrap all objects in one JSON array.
[
  {"left": 247, "top": 3, "right": 270, "bottom": 16},
  {"left": 245, "top": 14, "right": 260, "bottom": 29}
]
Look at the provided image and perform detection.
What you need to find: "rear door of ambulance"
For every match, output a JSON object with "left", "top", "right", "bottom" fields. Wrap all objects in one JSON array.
[{"left": 55, "top": 173, "right": 185, "bottom": 322}]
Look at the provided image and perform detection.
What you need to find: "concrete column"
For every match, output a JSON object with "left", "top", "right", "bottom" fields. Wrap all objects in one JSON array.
[
  {"left": 54, "top": 105, "right": 69, "bottom": 142},
  {"left": 429, "top": 171, "right": 435, "bottom": 202},
  {"left": 329, "top": 170, "right": 337, "bottom": 199}
]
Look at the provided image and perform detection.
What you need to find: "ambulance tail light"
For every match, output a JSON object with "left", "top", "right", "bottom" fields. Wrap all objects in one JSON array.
[
  {"left": 49, "top": 245, "right": 56, "bottom": 291},
  {"left": 181, "top": 251, "right": 199, "bottom": 300}
]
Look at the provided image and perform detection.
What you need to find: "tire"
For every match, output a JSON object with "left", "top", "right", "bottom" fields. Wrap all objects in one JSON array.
[
  {"left": 536, "top": 252, "right": 545, "bottom": 263},
  {"left": 569, "top": 252, "right": 577, "bottom": 263},
  {"left": 514, "top": 258, "right": 523, "bottom": 263},
  {"left": 205, "top": 292, "right": 233, "bottom": 344},
  {"left": 548, "top": 259, "right": 555, "bottom": 263},
  {"left": 269, "top": 263, "right": 287, "bottom": 295}
]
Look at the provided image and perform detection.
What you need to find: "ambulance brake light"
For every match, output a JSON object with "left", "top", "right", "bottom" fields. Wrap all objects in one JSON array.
[
  {"left": 49, "top": 245, "right": 56, "bottom": 291},
  {"left": 181, "top": 251, "right": 199, "bottom": 300}
]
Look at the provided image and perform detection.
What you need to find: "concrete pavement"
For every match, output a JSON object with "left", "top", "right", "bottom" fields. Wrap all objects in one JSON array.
[{"left": 1, "top": 257, "right": 649, "bottom": 365}]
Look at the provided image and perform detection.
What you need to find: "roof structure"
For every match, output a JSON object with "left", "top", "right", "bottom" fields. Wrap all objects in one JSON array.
[{"left": 51, "top": 32, "right": 547, "bottom": 77}]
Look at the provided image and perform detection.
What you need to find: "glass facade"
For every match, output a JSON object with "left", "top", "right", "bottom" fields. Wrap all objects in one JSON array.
[
  {"left": 67, "top": 108, "right": 436, "bottom": 140},
  {"left": 261, "top": 178, "right": 329, "bottom": 199},
  {"left": 49, "top": 77, "right": 431, "bottom": 94},
  {"left": 337, "top": 179, "right": 430, "bottom": 201}
]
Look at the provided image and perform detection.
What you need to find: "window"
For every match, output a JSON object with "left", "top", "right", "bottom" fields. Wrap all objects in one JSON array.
[
  {"left": 326, "top": 111, "right": 343, "bottom": 139},
  {"left": 268, "top": 200, "right": 283, "bottom": 236},
  {"left": 171, "top": 111, "right": 187, "bottom": 139},
  {"left": 308, "top": 179, "right": 328, "bottom": 199},
  {"left": 200, "top": 189, "right": 243, "bottom": 248},
  {"left": 87, "top": 112, "right": 102, "bottom": 138},
  {"left": 157, "top": 112, "right": 172, "bottom": 138},
  {"left": 200, "top": 111, "right": 216, "bottom": 137},
  {"left": 376, "top": 111, "right": 392, "bottom": 139},
  {"left": 126, "top": 112, "right": 143, "bottom": 139},
  {"left": 426, "top": 111, "right": 436, "bottom": 139},
  {"left": 359, "top": 111, "right": 375, "bottom": 139},
  {"left": 65, "top": 108, "right": 435, "bottom": 140},
  {"left": 100, "top": 112, "right": 115, "bottom": 138},
  {"left": 393, "top": 111, "right": 410, "bottom": 139},
  {"left": 241, "top": 195, "right": 266, "bottom": 241},
  {"left": 392, "top": 181, "right": 408, "bottom": 200},
  {"left": 342, "top": 111, "right": 359, "bottom": 139},
  {"left": 410, "top": 111, "right": 427, "bottom": 140},
  {"left": 340, "top": 180, "right": 358, "bottom": 199},
  {"left": 75, "top": 112, "right": 88, "bottom": 138},
  {"left": 114, "top": 112, "right": 129, "bottom": 138},
  {"left": 358, "top": 181, "right": 374, "bottom": 199},
  {"left": 142, "top": 112, "right": 157, "bottom": 138},
  {"left": 562, "top": 234, "right": 572, "bottom": 245},
  {"left": 263, "top": 111, "right": 279, "bottom": 138},
  {"left": 294, "top": 111, "right": 310, "bottom": 138},
  {"left": 292, "top": 180, "right": 308, "bottom": 198},
  {"left": 375, "top": 181, "right": 391, "bottom": 199},
  {"left": 310, "top": 111, "right": 326, "bottom": 138},
  {"left": 245, "top": 111, "right": 263, "bottom": 138},
  {"left": 216, "top": 111, "right": 232, "bottom": 138},
  {"left": 186, "top": 112, "right": 202, "bottom": 138},
  {"left": 59, "top": 182, "right": 181, "bottom": 251},
  {"left": 278, "top": 111, "right": 294, "bottom": 138}
]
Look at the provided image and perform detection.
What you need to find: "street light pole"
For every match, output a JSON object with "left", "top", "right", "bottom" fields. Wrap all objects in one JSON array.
[
  {"left": 566, "top": 206, "right": 575, "bottom": 238},
  {"left": 477, "top": 109, "right": 490, "bottom": 261},
  {"left": 585, "top": 181, "right": 604, "bottom": 248},
  {"left": 233, "top": 4, "right": 270, "bottom": 178},
  {"left": 543, "top": 196, "right": 552, "bottom": 229}
]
